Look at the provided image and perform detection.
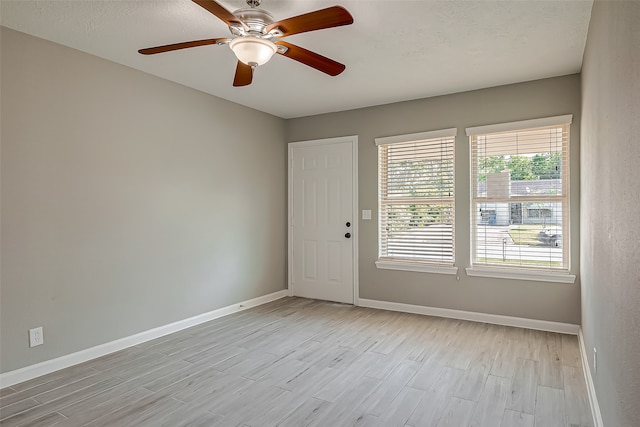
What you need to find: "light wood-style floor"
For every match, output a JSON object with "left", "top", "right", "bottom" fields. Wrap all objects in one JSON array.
[{"left": 0, "top": 297, "right": 593, "bottom": 427}]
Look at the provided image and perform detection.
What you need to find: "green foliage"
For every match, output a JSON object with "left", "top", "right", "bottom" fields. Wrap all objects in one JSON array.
[
  {"left": 387, "top": 158, "right": 454, "bottom": 197},
  {"left": 531, "top": 154, "right": 548, "bottom": 179},
  {"left": 391, "top": 204, "right": 451, "bottom": 230},
  {"left": 478, "top": 152, "right": 561, "bottom": 181},
  {"left": 508, "top": 225, "right": 546, "bottom": 246},
  {"left": 385, "top": 155, "right": 454, "bottom": 230},
  {"left": 531, "top": 152, "right": 562, "bottom": 179},
  {"left": 478, "top": 155, "right": 506, "bottom": 181},
  {"left": 507, "top": 156, "right": 536, "bottom": 180}
]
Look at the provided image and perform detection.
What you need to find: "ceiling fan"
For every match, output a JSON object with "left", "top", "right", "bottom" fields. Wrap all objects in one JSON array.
[{"left": 138, "top": 0, "right": 354, "bottom": 87}]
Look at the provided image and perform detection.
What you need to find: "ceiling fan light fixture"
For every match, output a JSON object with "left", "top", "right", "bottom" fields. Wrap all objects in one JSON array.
[{"left": 229, "top": 36, "right": 277, "bottom": 67}]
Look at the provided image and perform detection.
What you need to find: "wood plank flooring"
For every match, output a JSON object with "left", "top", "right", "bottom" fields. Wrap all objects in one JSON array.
[{"left": 0, "top": 297, "right": 593, "bottom": 426}]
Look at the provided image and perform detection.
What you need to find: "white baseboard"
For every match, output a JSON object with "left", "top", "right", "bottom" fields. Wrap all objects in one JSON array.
[
  {"left": 357, "top": 298, "right": 580, "bottom": 335},
  {"left": 0, "top": 290, "right": 288, "bottom": 388},
  {"left": 578, "top": 329, "right": 604, "bottom": 427}
]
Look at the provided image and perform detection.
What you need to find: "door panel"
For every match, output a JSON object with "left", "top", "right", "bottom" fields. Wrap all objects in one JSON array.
[{"left": 290, "top": 138, "right": 354, "bottom": 304}]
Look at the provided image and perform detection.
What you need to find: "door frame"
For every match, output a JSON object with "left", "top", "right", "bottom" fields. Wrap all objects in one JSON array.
[{"left": 287, "top": 135, "right": 359, "bottom": 305}]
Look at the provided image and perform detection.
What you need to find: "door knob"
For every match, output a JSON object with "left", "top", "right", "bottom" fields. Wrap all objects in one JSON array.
[
  {"left": 346, "top": 222, "right": 351, "bottom": 227},
  {"left": 345, "top": 232, "right": 351, "bottom": 238}
]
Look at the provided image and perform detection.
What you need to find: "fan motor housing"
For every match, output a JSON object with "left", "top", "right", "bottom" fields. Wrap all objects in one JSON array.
[{"left": 233, "top": 7, "right": 274, "bottom": 35}]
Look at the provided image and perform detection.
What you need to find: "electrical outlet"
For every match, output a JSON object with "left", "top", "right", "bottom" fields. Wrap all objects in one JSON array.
[
  {"left": 593, "top": 347, "right": 597, "bottom": 373},
  {"left": 29, "top": 327, "right": 44, "bottom": 347}
]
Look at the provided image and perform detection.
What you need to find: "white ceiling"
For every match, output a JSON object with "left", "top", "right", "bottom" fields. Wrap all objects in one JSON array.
[{"left": 1, "top": 0, "right": 593, "bottom": 119}]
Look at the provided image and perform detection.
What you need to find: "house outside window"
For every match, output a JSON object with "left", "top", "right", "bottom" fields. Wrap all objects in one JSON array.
[
  {"left": 375, "top": 128, "right": 458, "bottom": 275},
  {"left": 466, "top": 115, "right": 574, "bottom": 282}
]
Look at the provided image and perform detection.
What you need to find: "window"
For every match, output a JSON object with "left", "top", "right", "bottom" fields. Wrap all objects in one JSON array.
[
  {"left": 467, "top": 115, "right": 572, "bottom": 279},
  {"left": 375, "top": 128, "right": 457, "bottom": 274}
]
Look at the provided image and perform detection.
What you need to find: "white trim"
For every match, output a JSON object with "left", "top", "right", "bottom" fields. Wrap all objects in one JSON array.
[
  {"left": 465, "top": 114, "right": 573, "bottom": 136},
  {"left": 357, "top": 298, "right": 580, "bottom": 335},
  {"left": 287, "top": 135, "right": 359, "bottom": 305},
  {"left": 578, "top": 329, "right": 604, "bottom": 427},
  {"left": 465, "top": 267, "right": 576, "bottom": 283},
  {"left": 352, "top": 138, "right": 360, "bottom": 305},
  {"left": 288, "top": 136, "right": 358, "bottom": 148},
  {"left": 0, "top": 290, "right": 288, "bottom": 388},
  {"left": 288, "top": 144, "right": 294, "bottom": 297},
  {"left": 375, "top": 128, "right": 458, "bottom": 146},
  {"left": 375, "top": 260, "right": 458, "bottom": 275}
]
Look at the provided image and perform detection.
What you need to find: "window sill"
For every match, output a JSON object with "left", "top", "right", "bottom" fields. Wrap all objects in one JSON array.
[
  {"left": 375, "top": 260, "right": 458, "bottom": 275},
  {"left": 465, "top": 267, "right": 576, "bottom": 284}
]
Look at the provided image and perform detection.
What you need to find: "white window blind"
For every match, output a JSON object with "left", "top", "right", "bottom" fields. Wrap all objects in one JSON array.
[
  {"left": 376, "top": 129, "right": 456, "bottom": 264},
  {"left": 468, "top": 116, "right": 571, "bottom": 271}
]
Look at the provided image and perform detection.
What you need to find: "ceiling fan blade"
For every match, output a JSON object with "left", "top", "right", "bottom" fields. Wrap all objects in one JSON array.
[
  {"left": 233, "top": 61, "right": 254, "bottom": 86},
  {"left": 192, "top": 0, "right": 240, "bottom": 26},
  {"left": 266, "top": 6, "right": 353, "bottom": 37},
  {"left": 138, "top": 38, "right": 228, "bottom": 55},
  {"left": 275, "top": 41, "right": 346, "bottom": 76}
]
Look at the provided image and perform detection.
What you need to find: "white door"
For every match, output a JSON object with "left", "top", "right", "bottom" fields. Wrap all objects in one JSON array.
[{"left": 289, "top": 136, "right": 357, "bottom": 304}]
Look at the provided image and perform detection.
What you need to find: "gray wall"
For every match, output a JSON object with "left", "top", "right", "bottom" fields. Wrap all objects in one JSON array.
[
  {"left": 287, "top": 75, "right": 581, "bottom": 324},
  {"left": 580, "top": 1, "right": 640, "bottom": 426},
  {"left": 0, "top": 28, "right": 287, "bottom": 373}
]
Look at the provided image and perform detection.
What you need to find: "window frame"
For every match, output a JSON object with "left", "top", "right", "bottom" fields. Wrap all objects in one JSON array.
[
  {"left": 375, "top": 128, "right": 458, "bottom": 275},
  {"left": 465, "top": 115, "right": 576, "bottom": 283}
]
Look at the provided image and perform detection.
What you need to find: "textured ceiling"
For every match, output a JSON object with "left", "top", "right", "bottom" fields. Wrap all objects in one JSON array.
[{"left": 1, "top": 0, "right": 593, "bottom": 119}]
